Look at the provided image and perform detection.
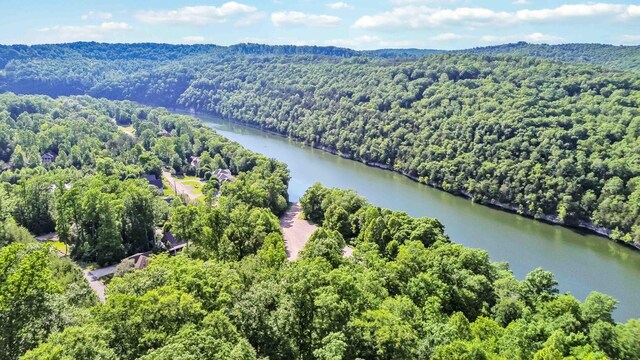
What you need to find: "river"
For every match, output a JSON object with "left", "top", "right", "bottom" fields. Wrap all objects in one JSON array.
[{"left": 197, "top": 113, "right": 640, "bottom": 322}]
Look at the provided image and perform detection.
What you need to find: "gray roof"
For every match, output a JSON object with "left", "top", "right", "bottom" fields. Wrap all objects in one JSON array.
[
  {"left": 212, "top": 168, "right": 235, "bottom": 182},
  {"left": 144, "top": 174, "right": 164, "bottom": 189}
]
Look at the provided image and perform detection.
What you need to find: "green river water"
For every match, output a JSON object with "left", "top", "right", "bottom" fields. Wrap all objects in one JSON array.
[{"left": 197, "top": 113, "right": 640, "bottom": 321}]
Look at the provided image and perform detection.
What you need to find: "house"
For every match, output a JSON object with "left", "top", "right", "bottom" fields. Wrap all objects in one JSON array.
[
  {"left": 41, "top": 152, "right": 57, "bottom": 164},
  {"left": 161, "top": 231, "right": 187, "bottom": 255},
  {"left": 212, "top": 168, "right": 235, "bottom": 184},
  {"left": 144, "top": 174, "right": 164, "bottom": 190},
  {"left": 157, "top": 129, "right": 173, "bottom": 137},
  {"left": 190, "top": 156, "right": 201, "bottom": 168},
  {"left": 124, "top": 252, "right": 151, "bottom": 270}
]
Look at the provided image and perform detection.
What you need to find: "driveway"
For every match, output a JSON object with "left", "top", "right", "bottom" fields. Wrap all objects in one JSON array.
[
  {"left": 162, "top": 171, "right": 201, "bottom": 201},
  {"left": 82, "top": 264, "right": 116, "bottom": 303},
  {"left": 280, "top": 203, "right": 353, "bottom": 260},
  {"left": 280, "top": 203, "right": 318, "bottom": 260}
]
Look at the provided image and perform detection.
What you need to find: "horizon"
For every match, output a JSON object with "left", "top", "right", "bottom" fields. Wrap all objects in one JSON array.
[
  {"left": 1, "top": 1, "right": 639, "bottom": 50},
  {"left": 1, "top": 40, "right": 638, "bottom": 52}
]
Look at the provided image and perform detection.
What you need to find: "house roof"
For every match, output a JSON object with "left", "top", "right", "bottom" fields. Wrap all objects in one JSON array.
[
  {"left": 213, "top": 168, "right": 235, "bottom": 182},
  {"left": 144, "top": 174, "right": 164, "bottom": 189},
  {"left": 169, "top": 243, "right": 187, "bottom": 252},
  {"left": 134, "top": 255, "right": 149, "bottom": 270},
  {"left": 162, "top": 231, "right": 183, "bottom": 248},
  {"left": 124, "top": 252, "right": 151, "bottom": 270}
]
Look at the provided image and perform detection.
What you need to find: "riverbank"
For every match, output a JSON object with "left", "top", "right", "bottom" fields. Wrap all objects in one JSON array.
[
  {"left": 180, "top": 108, "right": 639, "bottom": 252},
  {"left": 192, "top": 108, "right": 640, "bottom": 321}
]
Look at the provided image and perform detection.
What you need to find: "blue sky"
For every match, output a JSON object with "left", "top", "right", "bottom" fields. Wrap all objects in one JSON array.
[{"left": 1, "top": 0, "right": 639, "bottom": 49}]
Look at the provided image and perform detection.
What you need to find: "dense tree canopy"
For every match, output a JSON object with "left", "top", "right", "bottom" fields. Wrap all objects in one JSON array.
[
  {"left": 0, "top": 93, "right": 289, "bottom": 265},
  {"left": 460, "top": 42, "right": 640, "bottom": 72},
  {"left": 1, "top": 43, "right": 638, "bottom": 246},
  {"left": 0, "top": 93, "right": 637, "bottom": 359},
  {"left": 11, "top": 184, "right": 640, "bottom": 360}
]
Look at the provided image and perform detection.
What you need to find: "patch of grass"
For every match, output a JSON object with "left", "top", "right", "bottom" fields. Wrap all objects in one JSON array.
[
  {"left": 50, "top": 241, "right": 69, "bottom": 255},
  {"left": 182, "top": 180, "right": 203, "bottom": 195},
  {"left": 161, "top": 177, "right": 175, "bottom": 197},
  {"left": 117, "top": 125, "right": 135, "bottom": 136},
  {"left": 175, "top": 175, "right": 199, "bottom": 181}
]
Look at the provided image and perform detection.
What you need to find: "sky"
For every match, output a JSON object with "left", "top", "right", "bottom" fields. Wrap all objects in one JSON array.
[{"left": 1, "top": 0, "right": 639, "bottom": 50}]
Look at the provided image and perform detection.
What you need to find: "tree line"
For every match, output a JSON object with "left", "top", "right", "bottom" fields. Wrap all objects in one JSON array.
[{"left": 1, "top": 44, "right": 638, "bottom": 246}]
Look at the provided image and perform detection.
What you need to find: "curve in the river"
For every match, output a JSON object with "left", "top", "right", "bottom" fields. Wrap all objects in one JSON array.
[{"left": 196, "top": 113, "right": 640, "bottom": 322}]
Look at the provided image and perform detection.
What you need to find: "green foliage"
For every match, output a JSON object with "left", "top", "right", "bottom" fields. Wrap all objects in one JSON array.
[
  {"left": 20, "top": 325, "right": 117, "bottom": 360},
  {"left": 3, "top": 44, "right": 640, "bottom": 244},
  {"left": 0, "top": 76, "right": 638, "bottom": 359},
  {"left": 0, "top": 93, "right": 290, "bottom": 265},
  {"left": 300, "top": 228, "right": 346, "bottom": 267},
  {"left": 460, "top": 42, "right": 640, "bottom": 72},
  {"left": 0, "top": 242, "right": 95, "bottom": 360}
]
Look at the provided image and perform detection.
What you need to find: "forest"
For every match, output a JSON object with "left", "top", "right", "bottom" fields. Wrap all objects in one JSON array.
[
  {"left": 0, "top": 93, "right": 638, "bottom": 359},
  {"left": 459, "top": 42, "right": 640, "bottom": 73},
  {"left": 1, "top": 42, "right": 638, "bottom": 246}
]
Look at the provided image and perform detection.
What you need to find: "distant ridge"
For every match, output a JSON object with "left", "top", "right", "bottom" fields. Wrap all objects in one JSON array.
[
  {"left": 458, "top": 41, "right": 640, "bottom": 72},
  {"left": 2, "top": 41, "right": 639, "bottom": 70}
]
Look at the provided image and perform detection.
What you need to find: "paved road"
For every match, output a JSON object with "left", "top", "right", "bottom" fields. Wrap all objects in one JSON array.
[
  {"left": 280, "top": 203, "right": 318, "bottom": 260},
  {"left": 162, "top": 171, "right": 201, "bottom": 201},
  {"left": 280, "top": 203, "right": 353, "bottom": 260},
  {"left": 82, "top": 264, "right": 116, "bottom": 303},
  {"left": 83, "top": 270, "right": 106, "bottom": 303}
]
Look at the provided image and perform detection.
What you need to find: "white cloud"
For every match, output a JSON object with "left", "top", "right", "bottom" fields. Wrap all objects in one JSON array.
[
  {"left": 515, "top": 3, "right": 626, "bottom": 22},
  {"left": 624, "top": 4, "right": 640, "bottom": 18},
  {"left": 480, "top": 32, "right": 563, "bottom": 44},
  {"left": 354, "top": 3, "right": 640, "bottom": 29},
  {"left": 38, "top": 22, "right": 131, "bottom": 41},
  {"left": 271, "top": 11, "right": 342, "bottom": 27},
  {"left": 324, "top": 35, "right": 384, "bottom": 47},
  {"left": 324, "top": 35, "right": 440, "bottom": 49},
  {"left": 354, "top": 6, "right": 508, "bottom": 29},
  {"left": 81, "top": 11, "right": 113, "bottom": 21},
  {"left": 512, "top": 0, "right": 530, "bottom": 5},
  {"left": 429, "top": 32, "right": 466, "bottom": 41},
  {"left": 616, "top": 34, "right": 640, "bottom": 44},
  {"left": 182, "top": 36, "right": 205, "bottom": 44},
  {"left": 236, "top": 12, "right": 266, "bottom": 26},
  {"left": 136, "top": 2, "right": 257, "bottom": 26},
  {"left": 326, "top": 2, "right": 352, "bottom": 10}
]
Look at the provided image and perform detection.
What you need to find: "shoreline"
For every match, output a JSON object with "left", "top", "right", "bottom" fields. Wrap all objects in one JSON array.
[{"left": 176, "top": 107, "right": 640, "bottom": 252}]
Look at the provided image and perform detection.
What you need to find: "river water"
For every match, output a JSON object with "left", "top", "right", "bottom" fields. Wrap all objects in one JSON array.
[{"left": 198, "top": 113, "right": 640, "bottom": 322}]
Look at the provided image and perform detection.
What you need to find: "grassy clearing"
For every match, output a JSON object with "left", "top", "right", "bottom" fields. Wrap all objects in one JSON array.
[
  {"left": 117, "top": 125, "right": 135, "bottom": 136},
  {"left": 161, "top": 177, "right": 175, "bottom": 197},
  {"left": 176, "top": 175, "right": 199, "bottom": 181},
  {"left": 50, "top": 241, "right": 68, "bottom": 255},
  {"left": 182, "top": 180, "right": 203, "bottom": 195}
]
